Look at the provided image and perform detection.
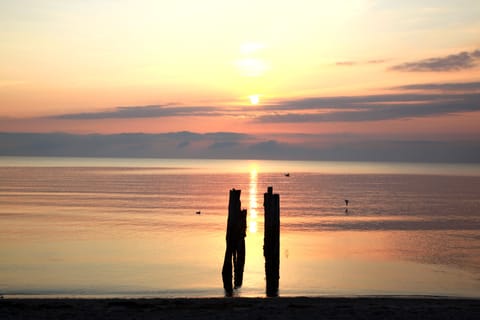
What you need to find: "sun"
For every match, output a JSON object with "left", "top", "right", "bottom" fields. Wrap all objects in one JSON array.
[{"left": 249, "top": 95, "right": 260, "bottom": 105}]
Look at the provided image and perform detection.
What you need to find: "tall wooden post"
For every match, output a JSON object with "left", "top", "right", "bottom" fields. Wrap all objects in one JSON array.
[
  {"left": 222, "top": 189, "right": 247, "bottom": 296},
  {"left": 264, "top": 186, "right": 280, "bottom": 297}
]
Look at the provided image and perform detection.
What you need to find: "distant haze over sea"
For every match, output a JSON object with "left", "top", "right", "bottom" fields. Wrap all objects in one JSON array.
[{"left": 1, "top": 132, "right": 480, "bottom": 163}]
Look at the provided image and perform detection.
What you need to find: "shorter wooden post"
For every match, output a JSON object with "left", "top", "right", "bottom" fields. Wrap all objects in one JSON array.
[
  {"left": 222, "top": 189, "right": 247, "bottom": 296},
  {"left": 264, "top": 186, "right": 280, "bottom": 297}
]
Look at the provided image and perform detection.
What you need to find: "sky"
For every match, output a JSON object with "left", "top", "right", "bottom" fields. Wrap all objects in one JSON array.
[{"left": 1, "top": 0, "right": 480, "bottom": 161}]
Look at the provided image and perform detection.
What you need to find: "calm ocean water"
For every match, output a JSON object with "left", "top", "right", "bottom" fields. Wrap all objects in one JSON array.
[{"left": 1, "top": 157, "right": 480, "bottom": 298}]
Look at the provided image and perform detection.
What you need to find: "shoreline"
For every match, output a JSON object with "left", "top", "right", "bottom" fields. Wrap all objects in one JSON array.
[{"left": 2, "top": 297, "right": 479, "bottom": 319}]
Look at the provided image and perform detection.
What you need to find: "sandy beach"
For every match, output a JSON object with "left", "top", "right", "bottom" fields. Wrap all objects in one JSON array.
[{"left": 1, "top": 297, "right": 479, "bottom": 319}]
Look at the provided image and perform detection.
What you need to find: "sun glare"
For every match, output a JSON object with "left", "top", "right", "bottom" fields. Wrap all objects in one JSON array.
[
  {"left": 241, "top": 42, "right": 265, "bottom": 55},
  {"left": 236, "top": 58, "right": 267, "bottom": 77},
  {"left": 249, "top": 95, "right": 260, "bottom": 105}
]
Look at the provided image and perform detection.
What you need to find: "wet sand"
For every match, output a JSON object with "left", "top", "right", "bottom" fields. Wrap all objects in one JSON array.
[{"left": 1, "top": 297, "right": 479, "bottom": 319}]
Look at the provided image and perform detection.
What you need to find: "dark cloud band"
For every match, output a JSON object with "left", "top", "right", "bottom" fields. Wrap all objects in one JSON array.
[
  {"left": 45, "top": 81, "right": 480, "bottom": 124},
  {"left": 51, "top": 105, "right": 217, "bottom": 120},
  {"left": 1, "top": 132, "right": 479, "bottom": 163}
]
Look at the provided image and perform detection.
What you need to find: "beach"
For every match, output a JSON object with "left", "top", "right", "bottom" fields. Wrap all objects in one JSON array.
[{"left": 1, "top": 297, "right": 480, "bottom": 319}]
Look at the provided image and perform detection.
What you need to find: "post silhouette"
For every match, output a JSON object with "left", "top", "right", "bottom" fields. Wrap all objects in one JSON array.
[
  {"left": 263, "top": 186, "right": 280, "bottom": 297},
  {"left": 222, "top": 189, "right": 247, "bottom": 296}
]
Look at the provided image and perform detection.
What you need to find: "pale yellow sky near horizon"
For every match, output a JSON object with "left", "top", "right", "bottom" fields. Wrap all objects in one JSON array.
[{"left": 0, "top": 0, "right": 479, "bottom": 137}]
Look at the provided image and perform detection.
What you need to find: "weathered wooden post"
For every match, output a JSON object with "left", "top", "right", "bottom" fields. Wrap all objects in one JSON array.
[
  {"left": 264, "top": 186, "right": 280, "bottom": 297},
  {"left": 234, "top": 209, "right": 247, "bottom": 288},
  {"left": 222, "top": 189, "right": 247, "bottom": 296}
]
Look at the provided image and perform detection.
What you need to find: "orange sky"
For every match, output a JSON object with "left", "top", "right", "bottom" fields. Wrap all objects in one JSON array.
[{"left": 1, "top": 1, "right": 480, "bottom": 159}]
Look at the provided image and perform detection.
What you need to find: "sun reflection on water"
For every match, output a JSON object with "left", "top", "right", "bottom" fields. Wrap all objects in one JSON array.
[
  {"left": 241, "top": 165, "right": 266, "bottom": 292},
  {"left": 249, "top": 168, "right": 258, "bottom": 233},
  {"left": 249, "top": 220, "right": 257, "bottom": 234}
]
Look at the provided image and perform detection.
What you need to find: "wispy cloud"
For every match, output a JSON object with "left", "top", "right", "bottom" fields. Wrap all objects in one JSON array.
[
  {"left": 367, "top": 59, "right": 386, "bottom": 64},
  {"left": 336, "top": 61, "right": 357, "bottom": 66},
  {"left": 336, "top": 59, "right": 386, "bottom": 66},
  {"left": 264, "top": 93, "right": 454, "bottom": 110},
  {"left": 51, "top": 105, "right": 218, "bottom": 119},
  {"left": 391, "top": 49, "right": 480, "bottom": 72}
]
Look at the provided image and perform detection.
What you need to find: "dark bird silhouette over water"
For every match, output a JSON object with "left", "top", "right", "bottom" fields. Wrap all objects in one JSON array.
[
  {"left": 284, "top": 173, "right": 290, "bottom": 177},
  {"left": 345, "top": 199, "right": 349, "bottom": 206},
  {"left": 196, "top": 211, "right": 201, "bottom": 215}
]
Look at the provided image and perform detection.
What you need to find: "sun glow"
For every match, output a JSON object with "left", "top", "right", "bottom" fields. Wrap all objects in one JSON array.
[
  {"left": 249, "top": 95, "right": 260, "bottom": 105},
  {"left": 236, "top": 41, "right": 268, "bottom": 78},
  {"left": 236, "top": 58, "right": 268, "bottom": 77},
  {"left": 240, "top": 42, "right": 265, "bottom": 55}
]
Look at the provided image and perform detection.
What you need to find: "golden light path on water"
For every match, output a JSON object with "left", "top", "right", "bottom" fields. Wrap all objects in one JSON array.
[
  {"left": 249, "top": 167, "right": 258, "bottom": 234},
  {"left": 240, "top": 163, "right": 267, "bottom": 294}
]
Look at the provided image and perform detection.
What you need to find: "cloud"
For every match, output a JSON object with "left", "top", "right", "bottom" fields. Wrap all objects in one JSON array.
[
  {"left": 2, "top": 132, "right": 480, "bottom": 163},
  {"left": 256, "top": 89, "right": 480, "bottom": 123},
  {"left": 367, "top": 59, "right": 386, "bottom": 64},
  {"left": 208, "top": 141, "right": 240, "bottom": 149},
  {"left": 391, "top": 49, "right": 480, "bottom": 72},
  {"left": 51, "top": 105, "right": 217, "bottom": 119},
  {"left": 336, "top": 61, "right": 356, "bottom": 66},
  {"left": 249, "top": 139, "right": 281, "bottom": 151},
  {"left": 395, "top": 81, "right": 480, "bottom": 91},
  {"left": 0, "top": 131, "right": 251, "bottom": 158},
  {"left": 265, "top": 93, "right": 446, "bottom": 110},
  {"left": 176, "top": 141, "right": 190, "bottom": 148},
  {"left": 204, "top": 132, "right": 249, "bottom": 141},
  {"left": 31, "top": 81, "right": 480, "bottom": 125},
  {"left": 169, "top": 131, "right": 249, "bottom": 152},
  {"left": 164, "top": 131, "right": 203, "bottom": 141},
  {"left": 335, "top": 59, "right": 386, "bottom": 66}
]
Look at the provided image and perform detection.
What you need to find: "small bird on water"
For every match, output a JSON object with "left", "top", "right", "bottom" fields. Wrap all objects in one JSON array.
[
  {"left": 345, "top": 199, "right": 349, "bottom": 206},
  {"left": 196, "top": 211, "right": 201, "bottom": 215}
]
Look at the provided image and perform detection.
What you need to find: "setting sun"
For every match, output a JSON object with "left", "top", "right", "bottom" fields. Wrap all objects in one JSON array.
[{"left": 249, "top": 95, "right": 260, "bottom": 105}]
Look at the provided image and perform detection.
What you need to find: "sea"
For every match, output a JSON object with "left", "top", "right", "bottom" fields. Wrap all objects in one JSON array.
[{"left": 1, "top": 156, "right": 480, "bottom": 298}]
